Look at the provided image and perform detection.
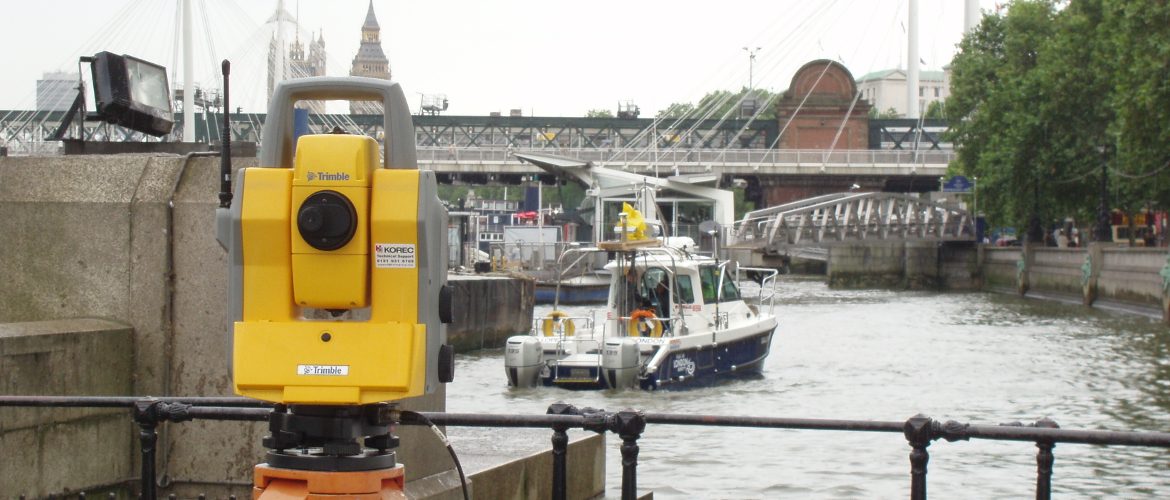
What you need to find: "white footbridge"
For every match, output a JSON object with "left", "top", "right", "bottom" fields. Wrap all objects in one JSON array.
[{"left": 731, "top": 192, "right": 977, "bottom": 261}]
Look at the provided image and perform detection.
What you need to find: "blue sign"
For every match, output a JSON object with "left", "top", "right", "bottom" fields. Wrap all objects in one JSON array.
[{"left": 942, "top": 175, "right": 974, "bottom": 193}]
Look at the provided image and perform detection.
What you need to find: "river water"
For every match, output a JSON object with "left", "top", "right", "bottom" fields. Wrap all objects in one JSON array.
[{"left": 445, "top": 276, "right": 1170, "bottom": 498}]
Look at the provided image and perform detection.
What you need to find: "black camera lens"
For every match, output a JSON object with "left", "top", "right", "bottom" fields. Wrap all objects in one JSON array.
[{"left": 297, "top": 190, "right": 357, "bottom": 250}]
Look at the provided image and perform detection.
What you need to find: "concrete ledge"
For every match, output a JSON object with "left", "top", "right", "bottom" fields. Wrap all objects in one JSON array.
[
  {"left": 454, "top": 432, "right": 606, "bottom": 500},
  {"left": 0, "top": 318, "right": 134, "bottom": 498},
  {"left": 447, "top": 274, "right": 535, "bottom": 352}
]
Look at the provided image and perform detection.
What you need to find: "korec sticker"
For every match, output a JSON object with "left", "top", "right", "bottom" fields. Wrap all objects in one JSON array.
[{"left": 375, "top": 243, "right": 416, "bottom": 268}]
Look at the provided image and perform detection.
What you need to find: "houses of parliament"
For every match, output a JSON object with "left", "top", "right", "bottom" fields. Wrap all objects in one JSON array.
[{"left": 267, "top": 0, "right": 391, "bottom": 114}]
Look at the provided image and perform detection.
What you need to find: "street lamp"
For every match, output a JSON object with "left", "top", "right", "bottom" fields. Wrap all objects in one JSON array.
[
  {"left": 1095, "top": 144, "right": 1113, "bottom": 242},
  {"left": 742, "top": 46, "right": 761, "bottom": 91},
  {"left": 972, "top": 176, "right": 979, "bottom": 217}
]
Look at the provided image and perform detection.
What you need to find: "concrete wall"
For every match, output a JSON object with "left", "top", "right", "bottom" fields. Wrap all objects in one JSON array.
[
  {"left": 1028, "top": 247, "right": 1086, "bottom": 299},
  {"left": 0, "top": 155, "right": 532, "bottom": 496},
  {"left": 825, "top": 241, "right": 978, "bottom": 290},
  {"left": 447, "top": 275, "right": 534, "bottom": 352},
  {"left": 982, "top": 247, "right": 1025, "bottom": 294},
  {"left": 465, "top": 434, "right": 605, "bottom": 500},
  {"left": 1, "top": 319, "right": 134, "bottom": 498},
  {"left": 981, "top": 243, "right": 1169, "bottom": 319},
  {"left": 1097, "top": 247, "right": 1166, "bottom": 307}
]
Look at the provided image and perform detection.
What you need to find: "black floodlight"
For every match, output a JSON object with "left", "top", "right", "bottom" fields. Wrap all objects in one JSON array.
[{"left": 90, "top": 51, "right": 173, "bottom": 136}]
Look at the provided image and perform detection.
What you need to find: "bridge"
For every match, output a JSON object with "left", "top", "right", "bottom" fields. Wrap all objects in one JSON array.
[
  {"left": 0, "top": 110, "right": 953, "bottom": 202},
  {"left": 730, "top": 191, "right": 976, "bottom": 262},
  {"left": 0, "top": 111, "right": 951, "bottom": 154}
]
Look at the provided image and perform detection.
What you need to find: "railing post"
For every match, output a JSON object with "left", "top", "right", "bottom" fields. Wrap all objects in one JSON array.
[
  {"left": 1034, "top": 417, "right": 1059, "bottom": 500},
  {"left": 133, "top": 398, "right": 162, "bottom": 500},
  {"left": 609, "top": 410, "right": 647, "bottom": 500},
  {"left": 132, "top": 398, "right": 191, "bottom": 500},
  {"left": 547, "top": 402, "right": 578, "bottom": 500},
  {"left": 904, "top": 414, "right": 937, "bottom": 500}
]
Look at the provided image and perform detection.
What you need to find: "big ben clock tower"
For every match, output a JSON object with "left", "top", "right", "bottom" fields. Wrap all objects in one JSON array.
[{"left": 349, "top": 0, "right": 391, "bottom": 114}]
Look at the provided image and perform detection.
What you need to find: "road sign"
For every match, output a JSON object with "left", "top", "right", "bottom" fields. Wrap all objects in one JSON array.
[{"left": 943, "top": 175, "right": 973, "bottom": 193}]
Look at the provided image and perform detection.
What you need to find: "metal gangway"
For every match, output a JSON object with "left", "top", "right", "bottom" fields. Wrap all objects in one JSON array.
[{"left": 731, "top": 192, "right": 976, "bottom": 259}]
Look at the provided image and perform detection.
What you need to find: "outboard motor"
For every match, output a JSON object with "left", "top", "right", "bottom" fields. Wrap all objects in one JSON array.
[
  {"left": 602, "top": 337, "right": 641, "bottom": 389},
  {"left": 505, "top": 336, "right": 543, "bottom": 388}
]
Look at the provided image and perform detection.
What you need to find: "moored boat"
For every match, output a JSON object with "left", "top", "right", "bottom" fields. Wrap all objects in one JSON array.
[{"left": 505, "top": 234, "right": 779, "bottom": 390}]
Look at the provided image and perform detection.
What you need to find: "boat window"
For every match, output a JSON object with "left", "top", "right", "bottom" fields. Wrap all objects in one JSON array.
[
  {"left": 699, "top": 266, "right": 718, "bottom": 303},
  {"left": 613, "top": 268, "right": 645, "bottom": 311},
  {"left": 721, "top": 273, "right": 741, "bottom": 301},
  {"left": 645, "top": 265, "right": 673, "bottom": 313},
  {"left": 675, "top": 275, "right": 695, "bottom": 304},
  {"left": 699, "top": 265, "right": 740, "bottom": 303}
]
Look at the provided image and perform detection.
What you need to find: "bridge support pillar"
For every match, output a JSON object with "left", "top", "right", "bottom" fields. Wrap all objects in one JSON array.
[{"left": 825, "top": 241, "right": 977, "bottom": 290}]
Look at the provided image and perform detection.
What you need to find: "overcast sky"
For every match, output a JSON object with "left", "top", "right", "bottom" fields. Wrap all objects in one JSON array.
[{"left": 0, "top": 0, "right": 1000, "bottom": 116}]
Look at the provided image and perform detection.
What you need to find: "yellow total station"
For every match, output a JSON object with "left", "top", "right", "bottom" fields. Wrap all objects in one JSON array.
[{"left": 230, "top": 133, "right": 448, "bottom": 405}]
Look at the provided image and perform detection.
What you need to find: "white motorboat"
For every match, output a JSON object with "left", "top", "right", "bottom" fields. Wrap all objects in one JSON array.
[{"left": 505, "top": 234, "right": 779, "bottom": 390}]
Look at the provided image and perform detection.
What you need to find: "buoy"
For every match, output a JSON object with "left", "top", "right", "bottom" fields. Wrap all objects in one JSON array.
[
  {"left": 627, "top": 309, "right": 663, "bottom": 337},
  {"left": 541, "top": 310, "right": 575, "bottom": 336}
]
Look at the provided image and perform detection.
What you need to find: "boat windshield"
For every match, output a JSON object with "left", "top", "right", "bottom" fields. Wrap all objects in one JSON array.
[{"left": 699, "top": 265, "right": 740, "bottom": 303}]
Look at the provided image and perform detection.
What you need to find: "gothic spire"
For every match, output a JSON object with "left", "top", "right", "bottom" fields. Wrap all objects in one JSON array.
[{"left": 363, "top": 0, "right": 380, "bottom": 31}]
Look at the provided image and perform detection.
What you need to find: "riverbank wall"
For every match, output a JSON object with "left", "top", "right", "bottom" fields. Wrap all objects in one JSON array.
[
  {"left": 982, "top": 243, "right": 1168, "bottom": 319},
  {"left": 824, "top": 241, "right": 980, "bottom": 290},
  {"left": 822, "top": 240, "right": 1168, "bottom": 321},
  {"left": 0, "top": 155, "right": 543, "bottom": 498}
]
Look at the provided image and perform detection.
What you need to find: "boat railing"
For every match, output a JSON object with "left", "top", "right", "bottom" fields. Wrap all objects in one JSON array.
[
  {"left": 490, "top": 241, "right": 587, "bottom": 277},
  {"left": 737, "top": 266, "right": 780, "bottom": 313},
  {"left": 533, "top": 314, "right": 595, "bottom": 340},
  {"left": 619, "top": 315, "right": 679, "bottom": 338},
  {"left": 9, "top": 396, "right": 1169, "bottom": 500}
]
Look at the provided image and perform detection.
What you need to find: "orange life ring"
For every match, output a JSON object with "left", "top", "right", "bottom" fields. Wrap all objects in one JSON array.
[
  {"left": 541, "top": 310, "right": 575, "bottom": 336},
  {"left": 627, "top": 309, "right": 663, "bottom": 337}
]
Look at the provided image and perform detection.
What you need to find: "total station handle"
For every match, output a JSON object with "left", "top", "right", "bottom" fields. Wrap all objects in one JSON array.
[{"left": 259, "top": 77, "right": 417, "bottom": 171}]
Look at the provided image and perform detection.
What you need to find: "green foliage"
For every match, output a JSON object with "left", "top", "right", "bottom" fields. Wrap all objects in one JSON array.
[
  {"left": 436, "top": 182, "right": 587, "bottom": 210},
  {"left": 945, "top": 0, "right": 1170, "bottom": 233},
  {"left": 585, "top": 109, "right": 613, "bottom": 118},
  {"left": 868, "top": 107, "right": 901, "bottom": 119},
  {"left": 923, "top": 101, "right": 945, "bottom": 120},
  {"left": 656, "top": 87, "right": 777, "bottom": 121}
]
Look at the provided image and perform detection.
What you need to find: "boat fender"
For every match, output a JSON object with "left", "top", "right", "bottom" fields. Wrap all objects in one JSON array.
[
  {"left": 627, "top": 309, "right": 663, "bottom": 337},
  {"left": 541, "top": 310, "right": 575, "bottom": 336}
]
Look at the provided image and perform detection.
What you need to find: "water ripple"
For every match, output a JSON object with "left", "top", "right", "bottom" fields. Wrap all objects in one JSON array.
[{"left": 447, "top": 278, "right": 1170, "bottom": 498}]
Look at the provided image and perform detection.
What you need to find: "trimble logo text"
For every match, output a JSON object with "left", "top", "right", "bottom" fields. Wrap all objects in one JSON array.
[{"left": 306, "top": 171, "right": 350, "bottom": 182}]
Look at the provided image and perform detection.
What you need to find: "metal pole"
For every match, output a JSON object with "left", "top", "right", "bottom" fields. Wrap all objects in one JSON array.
[
  {"left": 182, "top": 0, "right": 194, "bottom": 142},
  {"left": 907, "top": 0, "right": 921, "bottom": 119},
  {"left": 547, "top": 403, "right": 577, "bottom": 500},
  {"left": 1095, "top": 145, "right": 1112, "bottom": 242},
  {"left": 551, "top": 425, "right": 568, "bottom": 500},
  {"left": 609, "top": 410, "right": 646, "bottom": 500},
  {"left": 134, "top": 399, "right": 161, "bottom": 500},
  {"left": 1034, "top": 418, "right": 1059, "bottom": 500},
  {"left": 904, "top": 414, "right": 935, "bottom": 500},
  {"left": 964, "top": 0, "right": 981, "bottom": 33}
]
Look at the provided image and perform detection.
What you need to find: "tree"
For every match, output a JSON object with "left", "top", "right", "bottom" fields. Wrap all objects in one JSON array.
[
  {"left": 868, "top": 107, "right": 901, "bottom": 119},
  {"left": 655, "top": 88, "right": 777, "bottom": 121},
  {"left": 923, "top": 101, "right": 945, "bottom": 120},
  {"left": 585, "top": 109, "right": 613, "bottom": 118},
  {"left": 946, "top": 0, "right": 1170, "bottom": 239},
  {"left": 1103, "top": 0, "right": 1170, "bottom": 215},
  {"left": 657, "top": 102, "right": 695, "bottom": 119},
  {"left": 947, "top": 1, "right": 1062, "bottom": 239}
]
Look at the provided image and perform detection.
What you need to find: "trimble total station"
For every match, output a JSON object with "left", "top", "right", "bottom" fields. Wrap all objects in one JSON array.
[{"left": 216, "top": 76, "right": 453, "bottom": 492}]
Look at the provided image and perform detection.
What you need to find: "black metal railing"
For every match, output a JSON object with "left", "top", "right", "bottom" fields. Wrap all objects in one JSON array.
[{"left": 3, "top": 396, "right": 1170, "bottom": 500}]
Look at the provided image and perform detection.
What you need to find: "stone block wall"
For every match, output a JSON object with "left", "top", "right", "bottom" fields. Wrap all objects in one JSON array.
[
  {"left": 0, "top": 319, "right": 133, "bottom": 498},
  {"left": 0, "top": 155, "right": 478, "bottom": 496}
]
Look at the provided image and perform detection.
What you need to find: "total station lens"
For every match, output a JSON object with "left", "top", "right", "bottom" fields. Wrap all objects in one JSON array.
[{"left": 297, "top": 190, "right": 357, "bottom": 250}]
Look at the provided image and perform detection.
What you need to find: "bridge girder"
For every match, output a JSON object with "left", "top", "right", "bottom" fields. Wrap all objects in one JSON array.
[{"left": 733, "top": 192, "right": 974, "bottom": 256}]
